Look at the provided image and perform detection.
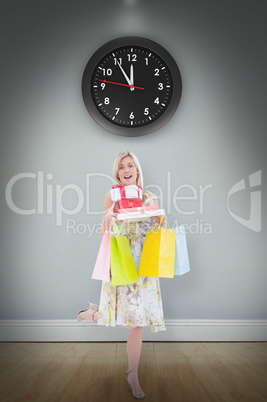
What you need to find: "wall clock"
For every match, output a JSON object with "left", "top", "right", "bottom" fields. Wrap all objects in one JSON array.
[{"left": 82, "top": 36, "right": 182, "bottom": 136}]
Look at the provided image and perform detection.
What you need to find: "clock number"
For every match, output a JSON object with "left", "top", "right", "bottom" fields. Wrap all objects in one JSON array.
[
  {"left": 154, "top": 68, "right": 160, "bottom": 76},
  {"left": 158, "top": 83, "right": 164, "bottom": 90},
  {"left": 154, "top": 97, "right": 160, "bottom": 104},
  {"left": 115, "top": 108, "right": 120, "bottom": 115},
  {"left": 129, "top": 112, "right": 134, "bottom": 119},
  {"left": 144, "top": 108, "right": 149, "bottom": 115},
  {"left": 103, "top": 68, "right": 112, "bottom": 76},
  {"left": 114, "top": 58, "right": 122, "bottom": 65},
  {"left": 145, "top": 58, "right": 149, "bottom": 65},
  {"left": 104, "top": 97, "right": 110, "bottom": 105},
  {"left": 101, "top": 83, "right": 105, "bottom": 90},
  {"left": 127, "top": 54, "right": 137, "bottom": 62}
]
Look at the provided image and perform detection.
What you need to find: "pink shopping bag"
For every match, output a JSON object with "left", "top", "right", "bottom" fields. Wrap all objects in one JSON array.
[{"left": 91, "top": 231, "right": 111, "bottom": 282}]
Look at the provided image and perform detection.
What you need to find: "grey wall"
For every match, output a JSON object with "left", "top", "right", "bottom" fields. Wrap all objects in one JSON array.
[{"left": 1, "top": 0, "right": 266, "bottom": 323}]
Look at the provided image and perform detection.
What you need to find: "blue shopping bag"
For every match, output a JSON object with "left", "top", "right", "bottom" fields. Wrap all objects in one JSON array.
[{"left": 173, "top": 225, "right": 190, "bottom": 275}]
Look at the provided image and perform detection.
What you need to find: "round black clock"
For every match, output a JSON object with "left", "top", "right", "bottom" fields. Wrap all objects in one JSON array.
[{"left": 82, "top": 36, "right": 182, "bottom": 136}]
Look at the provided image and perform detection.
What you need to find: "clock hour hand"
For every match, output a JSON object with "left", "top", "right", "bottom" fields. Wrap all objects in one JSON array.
[
  {"left": 118, "top": 62, "right": 134, "bottom": 90},
  {"left": 130, "top": 64, "right": 134, "bottom": 91}
]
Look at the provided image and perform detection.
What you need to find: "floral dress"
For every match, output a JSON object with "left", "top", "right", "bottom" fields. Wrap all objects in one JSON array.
[{"left": 98, "top": 191, "right": 166, "bottom": 333}]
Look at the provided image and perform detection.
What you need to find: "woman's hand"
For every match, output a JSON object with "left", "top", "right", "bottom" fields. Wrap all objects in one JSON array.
[
  {"left": 105, "top": 212, "right": 123, "bottom": 226},
  {"left": 150, "top": 215, "right": 164, "bottom": 224}
]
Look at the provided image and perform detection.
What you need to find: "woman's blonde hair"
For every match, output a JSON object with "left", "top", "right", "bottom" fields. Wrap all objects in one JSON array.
[{"left": 113, "top": 151, "right": 144, "bottom": 189}]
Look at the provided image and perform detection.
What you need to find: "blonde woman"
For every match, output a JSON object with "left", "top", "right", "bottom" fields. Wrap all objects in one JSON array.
[{"left": 78, "top": 151, "right": 166, "bottom": 400}]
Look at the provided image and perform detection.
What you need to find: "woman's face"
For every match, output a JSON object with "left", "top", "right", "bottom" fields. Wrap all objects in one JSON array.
[{"left": 117, "top": 156, "right": 139, "bottom": 187}]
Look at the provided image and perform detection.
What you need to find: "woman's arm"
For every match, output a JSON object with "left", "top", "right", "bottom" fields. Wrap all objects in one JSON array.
[
  {"left": 99, "top": 192, "right": 118, "bottom": 237},
  {"left": 100, "top": 192, "right": 114, "bottom": 237}
]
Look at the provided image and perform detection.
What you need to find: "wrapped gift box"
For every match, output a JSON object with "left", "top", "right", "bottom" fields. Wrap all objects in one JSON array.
[
  {"left": 110, "top": 185, "right": 143, "bottom": 209},
  {"left": 119, "top": 199, "right": 143, "bottom": 209},
  {"left": 117, "top": 208, "right": 165, "bottom": 223},
  {"left": 118, "top": 204, "right": 158, "bottom": 214}
]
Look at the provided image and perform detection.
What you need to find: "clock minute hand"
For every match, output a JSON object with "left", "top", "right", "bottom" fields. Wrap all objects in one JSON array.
[{"left": 118, "top": 62, "right": 133, "bottom": 89}]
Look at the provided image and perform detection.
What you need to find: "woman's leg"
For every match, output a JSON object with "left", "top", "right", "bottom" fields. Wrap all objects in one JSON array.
[
  {"left": 93, "top": 311, "right": 99, "bottom": 321},
  {"left": 77, "top": 306, "right": 99, "bottom": 322},
  {"left": 126, "top": 327, "right": 145, "bottom": 396}
]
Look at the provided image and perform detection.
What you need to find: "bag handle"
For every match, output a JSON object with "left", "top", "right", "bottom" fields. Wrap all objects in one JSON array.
[
  {"left": 152, "top": 215, "right": 165, "bottom": 230},
  {"left": 112, "top": 218, "right": 123, "bottom": 236}
]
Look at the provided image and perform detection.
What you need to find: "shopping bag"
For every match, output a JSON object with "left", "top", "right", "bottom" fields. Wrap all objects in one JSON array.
[
  {"left": 91, "top": 231, "right": 111, "bottom": 282},
  {"left": 173, "top": 225, "right": 190, "bottom": 275},
  {"left": 138, "top": 216, "right": 175, "bottom": 278},
  {"left": 110, "top": 220, "right": 139, "bottom": 286}
]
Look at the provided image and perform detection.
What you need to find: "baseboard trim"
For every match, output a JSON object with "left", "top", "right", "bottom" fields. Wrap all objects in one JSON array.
[{"left": 0, "top": 319, "right": 267, "bottom": 342}]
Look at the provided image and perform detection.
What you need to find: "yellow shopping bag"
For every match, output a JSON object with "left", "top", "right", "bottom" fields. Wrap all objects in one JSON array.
[{"left": 138, "top": 216, "right": 175, "bottom": 278}]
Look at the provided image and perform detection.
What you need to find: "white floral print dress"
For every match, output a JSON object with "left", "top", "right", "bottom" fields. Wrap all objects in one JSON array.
[{"left": 98, "top": 191, "right": 166, "bottom": 333}]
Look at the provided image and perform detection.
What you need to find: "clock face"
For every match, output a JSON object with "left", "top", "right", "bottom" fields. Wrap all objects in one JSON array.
[{"left": 82, "top": 37, "right": 182, "bottom": 136}]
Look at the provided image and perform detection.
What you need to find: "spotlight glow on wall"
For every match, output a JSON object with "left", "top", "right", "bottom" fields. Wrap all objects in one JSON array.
[{"left": 124, "top": 0, "right": 138, "bottom": 6}]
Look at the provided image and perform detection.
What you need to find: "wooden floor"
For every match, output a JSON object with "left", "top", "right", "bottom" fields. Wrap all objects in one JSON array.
[{"left": 0, "top": 342, "right": 267, "bottom": 401}]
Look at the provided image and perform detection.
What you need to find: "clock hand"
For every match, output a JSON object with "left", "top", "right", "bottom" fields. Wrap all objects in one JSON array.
[
  {"left": 130, "top": 64, "right": 134, "bottom": 92},
  {"left": 97, "top": 79, "right": 144, "bottom": 90},
  {"left": 117, "top": 62, "right": 134, "bottom": 89}
]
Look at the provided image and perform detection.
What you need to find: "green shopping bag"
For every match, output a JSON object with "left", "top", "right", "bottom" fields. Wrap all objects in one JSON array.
[{"left": 110, "top": 219, "right": 139, "bottom": 286}]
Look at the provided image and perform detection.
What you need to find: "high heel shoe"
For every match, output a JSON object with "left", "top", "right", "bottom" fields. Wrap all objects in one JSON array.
[
  {"left": 77, "top": 301, "right": 99, "bottom": 322},
  {"left": 125, "top": 370, "right": 145, "bottom": 400}
]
